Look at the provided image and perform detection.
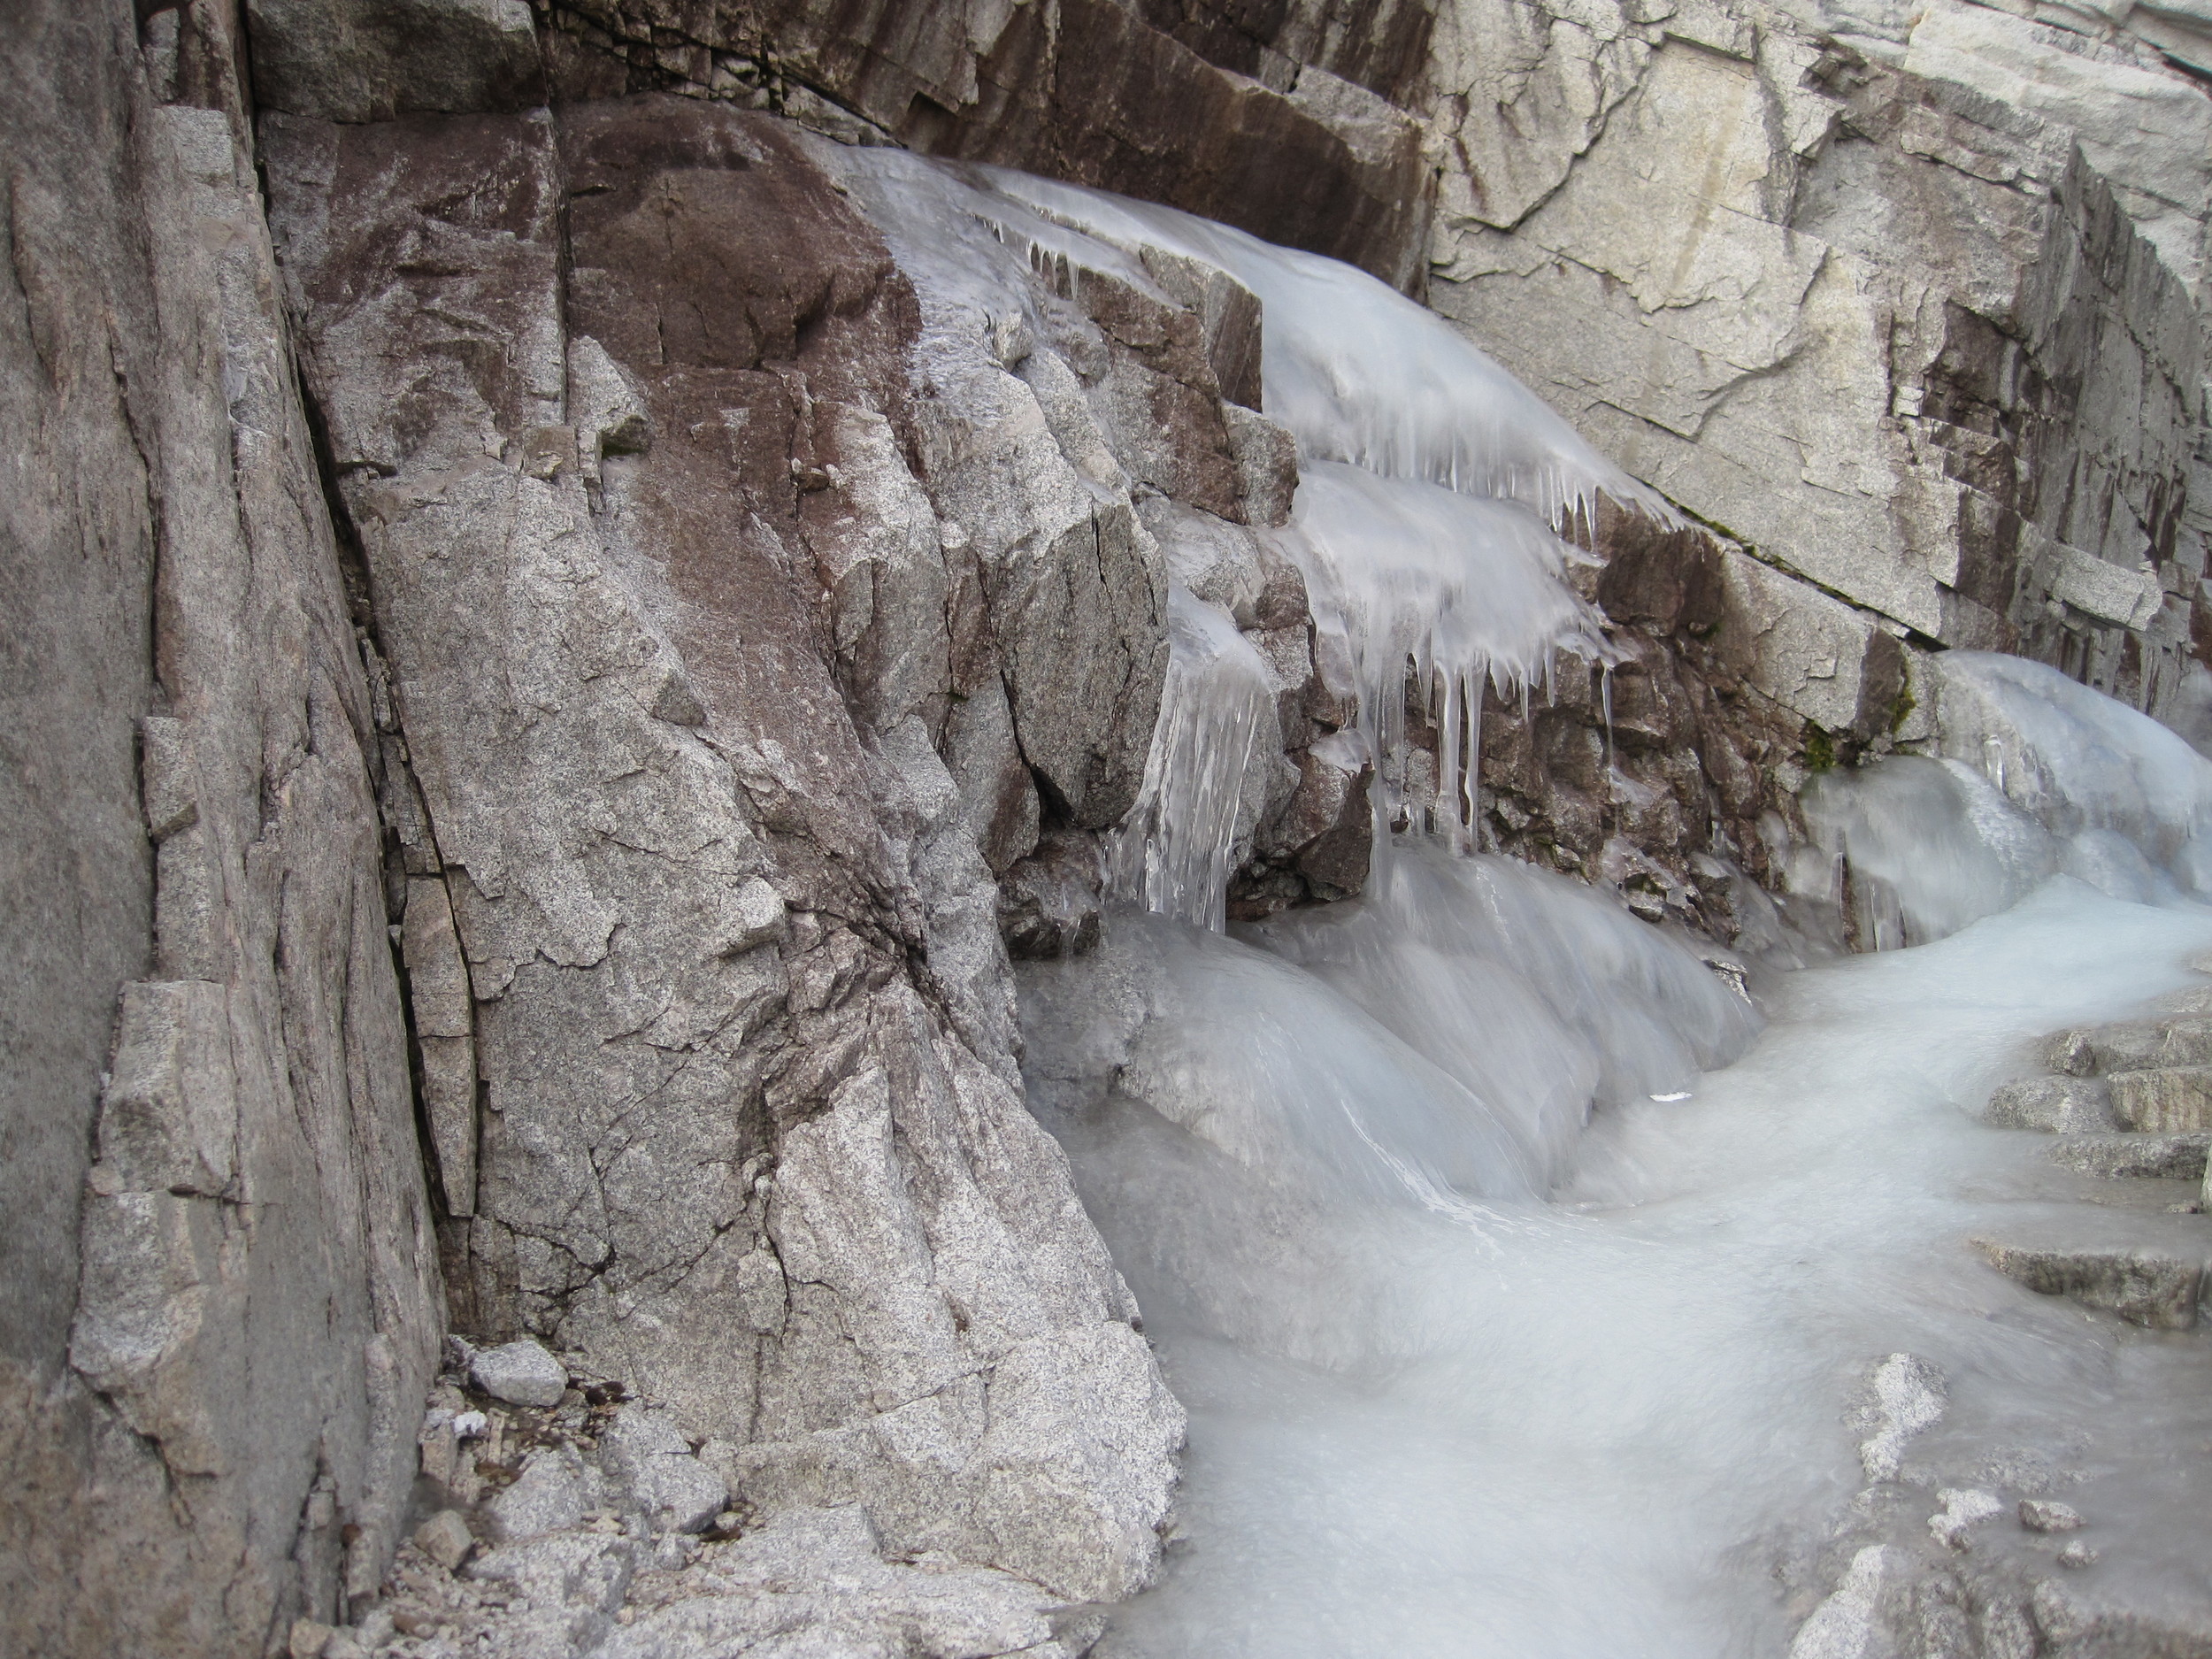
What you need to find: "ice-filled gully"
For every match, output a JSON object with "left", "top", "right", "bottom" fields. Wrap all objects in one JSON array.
[{"left": 909, "top": 173, "right": 2212, "bottom": 1654}]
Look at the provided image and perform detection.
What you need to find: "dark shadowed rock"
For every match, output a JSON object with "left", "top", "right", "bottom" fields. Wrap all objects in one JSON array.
[
  {"left": 245, "top": 0, "right": 545, "bottom": 120},
  {"left": 999, "top": 830, "right": 1108, "bottom": 959},
  {"left": 533, "top": 0, "right": 1434, "bottom": 291}
]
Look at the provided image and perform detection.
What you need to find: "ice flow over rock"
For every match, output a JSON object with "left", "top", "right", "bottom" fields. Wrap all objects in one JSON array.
[{"left": 989, "top": 165, "right": 2212, "bottom": 1657}]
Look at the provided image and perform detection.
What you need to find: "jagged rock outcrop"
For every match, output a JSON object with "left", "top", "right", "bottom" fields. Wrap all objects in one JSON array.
[
  {"left": 245, "top": 0, "right": 1438, "bottom": 295},
  {"left": 3, "top": 2, "right": 443, "bottom": 1653},
  {"left": 1426, "top": 0, "right": 2206, "bottom": 717}
]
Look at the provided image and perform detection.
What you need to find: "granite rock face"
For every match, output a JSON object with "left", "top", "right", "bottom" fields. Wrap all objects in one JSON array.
[
  {"left": 12, "top": 0, "right": 2212, "bottom": 1651},
  {"left": 3, "top": 2, "right": 442, "bottom": 1654},
  {"left": 1427, "top": 0, "right": 2206, "bottom": 718},
  {"left": 261, "top": 91, "right": 1200, "bottom": 1609}
]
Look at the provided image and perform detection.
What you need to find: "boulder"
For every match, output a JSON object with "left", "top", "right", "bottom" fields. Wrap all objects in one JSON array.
[
  {"left": 1973, "top": 1238, "right": 2205, "bottom": 1329},
  {"left": 2109, "top": 1067, "right": 2212, "bottom": 1133},
  {"left": 2019, "top": 1498, "right": 2085, "bottom": 1533},
  {"left": 599, "top": 1408, "right": 728, "bottom": 1536},
  {"left": 2047, "top": 1133, "right": 2210, "bottom": 1181},
  {"left": 1984, "top": 1075, "right": 2116, "bottom": 1133},
  {"left": 472, "top": 1340, "right": 569, "bottom": 1409}
]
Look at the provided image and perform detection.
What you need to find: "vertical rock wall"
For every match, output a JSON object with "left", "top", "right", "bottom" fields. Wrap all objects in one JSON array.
[
  {"left": 2, "top": 2, "right": 443, "bottom": 1654},
  {"left": 1395, "top": 0, "right": 2211, "bottom": 936},
  {"left": 258, "top": 93, "right": 1220, "bottom": 1604}
]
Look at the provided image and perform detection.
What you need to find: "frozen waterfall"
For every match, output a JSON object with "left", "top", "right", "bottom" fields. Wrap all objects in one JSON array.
[{"left": 856, "top": 150, "right": 2212, "bottom": 1654}]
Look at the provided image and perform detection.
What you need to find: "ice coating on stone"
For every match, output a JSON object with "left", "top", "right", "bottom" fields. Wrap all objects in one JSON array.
[
  {"left": 1110, "top": 588, "right": 1279, "bottom": 931},
  {"left": 1099, "top": 912, "right": 1548, "bottom": 1211},
  {"left": 1931, "top": 652, "right": 2212, "bottom": 879},
  {"left": 1247, "top": 845, "right": 1758, "bottom": 1182},
  {"left": 826, "top": 143, "right": 1648, "bottom": 891},
  {"left": 1283, "top": 462, "right": 1614, "bottom": 840},
  {"left": 978, "top": 168, "right": 1678, "bottom": 529},
  {"left": 831, "top": 148, "right": 1672, "bottom": 538},
  {"left": 1803, "top": 756, "right": 2060, "bottom": 949},
  {"left": 1024, "top": 879, "right": 2212, "bottom": 1655},
  {"left": 1804, "top": 654, "right": 2212, "bottom": 945},
  {"left": 1027, "top": 839, "right": 1756, "bottom": 1265},
  {"left": 819, "top": 145, "right": 1160, "bottom": 389},
  {"left": 843, "top": 130, "right": 2212, "bottom": 1652}
]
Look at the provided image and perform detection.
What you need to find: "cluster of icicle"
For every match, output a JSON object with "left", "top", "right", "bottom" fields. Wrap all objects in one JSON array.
[
  {"left": 973, "top": 171, "right": 1669, "bottom": 919},
  {"left": 1107, "top": 590, "right": 1279, "bottom": 926},
  {"left": 830, "top": 145, "right": 1671, "bottom": 926}
]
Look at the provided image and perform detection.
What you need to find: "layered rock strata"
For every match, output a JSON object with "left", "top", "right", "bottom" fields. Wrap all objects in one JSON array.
[{"left": 247, "top": 0, "right": 1438, "bottom": 294}]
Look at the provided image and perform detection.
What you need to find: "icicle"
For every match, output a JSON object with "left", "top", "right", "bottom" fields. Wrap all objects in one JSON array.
[
  {"left": 1108, "top": 589, "right": 1275, "bottom": 931},
  {"left": 1601, "top": 664, "right": 1616, "bottom": 781},
  {"left": 967, "top": 167, "right": 1680, "bottom": 535}
]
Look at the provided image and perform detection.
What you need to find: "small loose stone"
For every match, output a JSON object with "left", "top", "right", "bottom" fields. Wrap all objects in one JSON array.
[
  {"left": 2019, "top": 1499, "right": 2084, "bottom": 1533},
  {"left": 2058, "top": 1540, "right": 2100, "bottom": 1569},
  {"left": 414, "top": 1509, "right": 475, "bottom": 1571}
]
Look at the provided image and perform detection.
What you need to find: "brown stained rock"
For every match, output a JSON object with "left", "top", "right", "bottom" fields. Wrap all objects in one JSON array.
[
  {"left": 1469, "top": 512, "right": 1816, "bottom": 944},
  {"left": 534, "top": 0, "right": 1434, "bottom": 293},
  {"left": 1127, "top": 0, "right": 1438, "bottom": 106},
  {"left": 1280, "top": 743, "right": 1378, "bottom": 895},
  {"left": 246, "top": 0, "right": 545, "bottom": 121}
]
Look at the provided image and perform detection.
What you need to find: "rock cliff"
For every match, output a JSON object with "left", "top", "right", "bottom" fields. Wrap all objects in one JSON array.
[
  {"left": 3, "top": 3, "right": 442, "bottom": 1650},
  {"left": 5, "top": 0, "right": 2209, "bottom": 1652}
]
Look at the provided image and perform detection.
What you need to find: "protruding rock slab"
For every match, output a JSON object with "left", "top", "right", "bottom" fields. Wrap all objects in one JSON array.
[
  {"left": 1972, "top": 1237, "right": 2205, "bottom": 1329},
  {"left": 2048, "top": 1133, "right": 2211, "bottom": 1181},
  {"left": 1985, "top": 1075, "right": 2116, "bottom": 1133},
  {"left": 2108, "top": 1067, "right": 2212, "bottom": 1133},
  {"left": 2044, "top": 1018, "right": 2212, "bottom": 1077}
]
